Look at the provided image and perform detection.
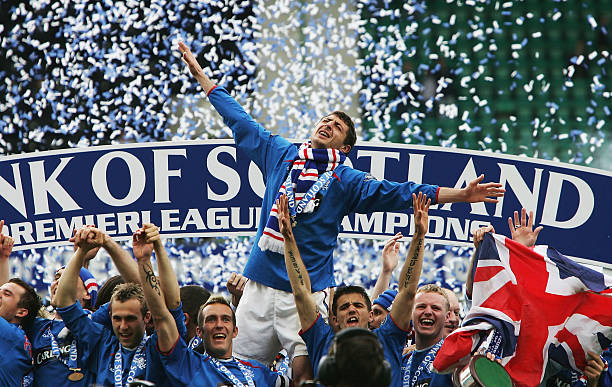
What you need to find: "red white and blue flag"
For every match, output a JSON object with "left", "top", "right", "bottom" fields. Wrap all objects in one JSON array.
[{"left": 433, "top": 233, "right": 612, "bottom": 387}]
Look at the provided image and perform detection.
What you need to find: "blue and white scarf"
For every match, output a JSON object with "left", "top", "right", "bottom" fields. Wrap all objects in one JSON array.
[{"left": 258, "top": 142, "right": 345, "bottom": 254}]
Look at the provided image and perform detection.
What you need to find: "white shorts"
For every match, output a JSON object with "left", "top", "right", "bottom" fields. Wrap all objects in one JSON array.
[{"left": 232, "top": 279, "right": 329, "bottom": 365}]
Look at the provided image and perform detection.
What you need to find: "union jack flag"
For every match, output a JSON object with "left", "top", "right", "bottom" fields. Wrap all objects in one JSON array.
[{"left": 433, "top": 233, "right": 612, "bottom": 387}]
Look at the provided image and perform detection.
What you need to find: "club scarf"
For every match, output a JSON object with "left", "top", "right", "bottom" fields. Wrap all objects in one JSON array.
[{"left": 258, "top": 142, "right": 345, "bottom": 254}]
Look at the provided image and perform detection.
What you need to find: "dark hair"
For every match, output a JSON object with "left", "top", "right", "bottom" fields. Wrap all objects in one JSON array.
[
  {"left": 330, "top": 111, "right": 356, "bottom": 154},
  {"left": 95, "top": 275, "right": 125, "bottom": 310},
  {"left": 334, "top": 329, "right": 390, "bottom": 387},
  {"left": 180, "top": 285, "right": 211, "bottom": 326},
  {"left": 110, "top": 282, "right": 147, "bottom": 317},
  {"left": 9, "top": 278, "right": 42, "bottom": 327},
  {"left": 318, "top": 328, "right": 391, "bottom": 387},
  {"left": 332, "top": 285, "right": 371, "bottom": 316},
  {"left": 197, "top": 295, "right": 235, "bottom": 327}
]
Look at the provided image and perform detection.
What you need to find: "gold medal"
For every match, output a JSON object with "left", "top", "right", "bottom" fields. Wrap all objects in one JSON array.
[{"left": 68, "top": 369, "right": 84, "bottom": 382}]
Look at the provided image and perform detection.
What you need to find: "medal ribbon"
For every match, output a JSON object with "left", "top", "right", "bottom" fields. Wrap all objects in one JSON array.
[
  {"left": 113, "top": 337, "right": 147, "bottom": 387},
  {"left": 47, "top": 327, "right": 78, "bottom": 370},
  {"left": 188, "top": 335, "right": 202, "bottom": 350},
  {"left": 208, "top": 354, "right": 255, "bottom": 387},
  {"left": 403, "top": 339, "right": 444, "bottom": 387}
]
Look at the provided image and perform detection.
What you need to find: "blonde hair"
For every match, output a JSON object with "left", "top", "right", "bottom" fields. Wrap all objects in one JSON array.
[{"left": 416, "top": 284, "right": 450, "bottom": 311}]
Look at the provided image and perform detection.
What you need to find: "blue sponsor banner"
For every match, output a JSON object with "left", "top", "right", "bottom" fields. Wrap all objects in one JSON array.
[{"left": 1, "top": 140, "right": 610, "bottom": 267}]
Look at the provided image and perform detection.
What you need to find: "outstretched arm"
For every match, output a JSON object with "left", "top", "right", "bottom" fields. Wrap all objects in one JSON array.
[
  {"left": 390, "top": 192, "right": 430, "bottom": 330},
  {"left": 278, "top": 194, "right": 319, "bottom": 330},
  {"left": 371, "top": 232, "right": 401, "bottom": 300},
  {"left": 0, "top": 220, "right": 13, "bottom": 286},
  {"left": 133, "top": 227, "right": 177, "bottom": 353},
  {"left": 55, "top": 227, "right": 104, "bottom": 308},
  {"left": 437, "top": 174, "right": 505, "bottom": 204},
  {"left": 178, "top": 42, "right": 216, "bottom": 95}
]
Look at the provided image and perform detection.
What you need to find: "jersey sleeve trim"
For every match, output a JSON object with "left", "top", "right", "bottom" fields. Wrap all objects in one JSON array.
[
  {"left": 298, "top": 313, "right": 321, "bottom": 335},
  {"left": 207, "top": 85, "right": 218, "bottom": 97}
]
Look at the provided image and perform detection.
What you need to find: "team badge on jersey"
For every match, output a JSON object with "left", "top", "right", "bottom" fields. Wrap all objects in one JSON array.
[{"left": 364, "top": 173, "right": 377, "bottom": 181}]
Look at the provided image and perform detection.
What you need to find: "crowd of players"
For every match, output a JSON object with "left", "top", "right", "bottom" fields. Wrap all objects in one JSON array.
[
  {"left": 1, "top": 205, "right": 608, "bottom": 387},
  {"left": 0, "top": 41, "right": 610, "bottom": 387}
]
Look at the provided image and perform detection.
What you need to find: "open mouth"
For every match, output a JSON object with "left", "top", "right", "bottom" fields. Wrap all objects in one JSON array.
[
  {"left": 212, "top": 333, "right": 226, "bottom": 341},
  {"left": 317, "top": 126, "right": 331, "bottom": 138},
  {"left": 346, "top": 316, "right": 359, "bottom": 325},
  {"left": 420, "top": 318, "right": 435, "bottom": 327}
]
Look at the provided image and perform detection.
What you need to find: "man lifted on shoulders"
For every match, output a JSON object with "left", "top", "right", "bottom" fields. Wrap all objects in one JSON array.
[{"left": 178, "top": 41, "right": 505, "bottom": 383}]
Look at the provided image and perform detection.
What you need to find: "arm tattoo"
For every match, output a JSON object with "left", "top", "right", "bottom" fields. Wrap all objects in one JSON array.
[
  {"left": 403, "top": 238, "right": 423, "bottom": 288},
  {"left": 288, "top": 250, "right": 305, "bottom": 286},
  {"left": 143, "top": 263, "right": 161, "bottom": 296}
]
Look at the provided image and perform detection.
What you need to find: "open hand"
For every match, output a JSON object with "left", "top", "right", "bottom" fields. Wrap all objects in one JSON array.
[
  {"left": 412, "top": 192, "right": 431, "bottom": 236},
  {"left": 381, "top": 233, "right": 402, "bottom": 273},
  {"left": 507, "top": 208, "right": 542, "bottom": 247},
  {"left": 276, "top": 194, "right": 293, "bottom": 239},
  {"left": 178, "top": 42, "right": 205, "bottom": 78},
  {"left": 463, "top": 174, "right": 505, "bottom": 203}
]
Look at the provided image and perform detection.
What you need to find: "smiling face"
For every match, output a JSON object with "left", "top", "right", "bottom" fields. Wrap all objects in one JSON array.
[
  {"left": 110, "top": 298, "right": 146, "bottom": 349},
  {"left": 199, "top": 303, "right": 237, "bottom": 359},
  {"left": 310, "top": 114, "right": 352, "bottom": 154},
  {"left": 333, "top": 293, "right": 370, "bottom": 330},
  {"left": 412, "top": 291, "right": 450, "bottom": 349}
]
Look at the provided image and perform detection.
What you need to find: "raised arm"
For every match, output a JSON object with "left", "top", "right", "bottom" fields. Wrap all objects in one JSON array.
[
  {"left": 55, "top": 227, "right": 104, "bottom": 308},
  {"left": 370, "top": 232, "right": 401, "bottom": 300},
  {"left": 143, "top": 224, "right": 181, "bottom": 310},
  {"left": 466, "top": 225, "right": 495, "bottom": 299},
  {"left": 178, "top": 42, "right": 216, "bottom": 95},
  {"left": 0, "top": 220, "right": 13, "bottom": 286},
  {"left": 133, "top": 227, "right": 177, "bottom": 352},
  {"left": 390, "top": 192, "right": 430, "bottom": 330},
  {"left": 278, "top": 194, "right": 319, "bottom": 330},
  {"left": 437, "top": 174, "right": 505, "bottom": 204},
  {"left": 101, "top": 231, "right": 140, "bottom": 283}
]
